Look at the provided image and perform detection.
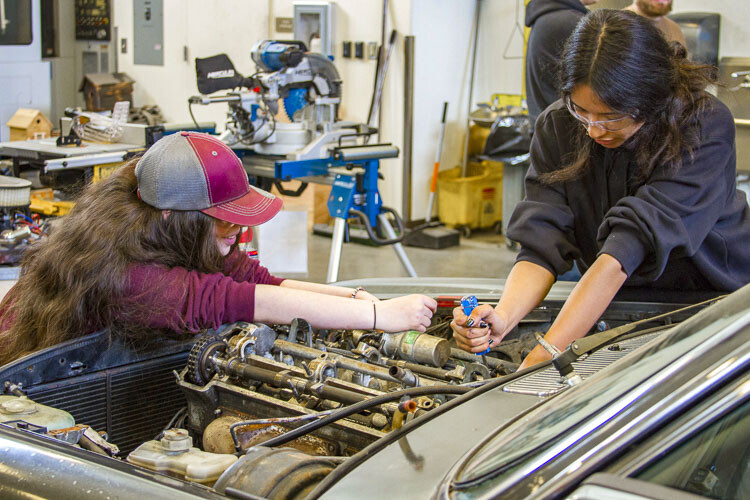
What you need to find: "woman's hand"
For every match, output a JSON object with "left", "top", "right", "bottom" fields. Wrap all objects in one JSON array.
[
  {"left": 376, "top": 294, "right": 437, "bottom": 332},
  {"left": 451, "top": 304, "right": 508, "bottom": 354}
]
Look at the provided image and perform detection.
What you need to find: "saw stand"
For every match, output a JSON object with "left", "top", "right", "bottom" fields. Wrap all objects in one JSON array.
[{"left": 275, "top": 145, "right": 417, "bottom": 283}]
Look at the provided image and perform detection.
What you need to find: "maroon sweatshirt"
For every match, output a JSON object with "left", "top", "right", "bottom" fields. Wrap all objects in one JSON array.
[
  {"left": 0, "top": 251, "right": 284, "bottom": 335},
  {"left": 121, "top": 251, "right": 284, "bottom": 333}
]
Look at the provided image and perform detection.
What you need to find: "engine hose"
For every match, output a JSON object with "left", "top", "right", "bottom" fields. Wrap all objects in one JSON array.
[
  {"left": 305, "top": 359, "right": 554, "bottom": 499},
  {"left": 250, "top": 384, "right": 472, "bottom": 452},
  {"left": 391, "top": 400, "right": 417, "bottom": 431}
]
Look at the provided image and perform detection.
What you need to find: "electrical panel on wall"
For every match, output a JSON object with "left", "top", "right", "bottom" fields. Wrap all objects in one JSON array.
[
  {"left": 75, "top": 0, "right": 111, "bottom": 41},
  {"left": 134, "top": 0, "right": 164, "bottom": 66},
  {"left": 293, "top": 1, "right": 336, "bottom": 58}
]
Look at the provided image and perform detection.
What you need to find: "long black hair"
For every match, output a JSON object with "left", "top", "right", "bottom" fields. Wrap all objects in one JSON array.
[{"left": 543, "top": 9, "right": 715, "bottom": 184}]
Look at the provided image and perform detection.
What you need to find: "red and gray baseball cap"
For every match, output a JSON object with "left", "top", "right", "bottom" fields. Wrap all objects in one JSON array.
[{"left": 135, "top": 131, "right": 282, "bottom": 226}]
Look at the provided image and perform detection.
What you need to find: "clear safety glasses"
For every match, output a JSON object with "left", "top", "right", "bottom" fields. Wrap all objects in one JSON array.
[{"left": 565, "top": 96, "right": 637, "bottom": 132}]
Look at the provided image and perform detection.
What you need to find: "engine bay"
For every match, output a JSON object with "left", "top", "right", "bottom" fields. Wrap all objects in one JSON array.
[{"left": 0, "top": 291, "right": 709, "bottom": 499}]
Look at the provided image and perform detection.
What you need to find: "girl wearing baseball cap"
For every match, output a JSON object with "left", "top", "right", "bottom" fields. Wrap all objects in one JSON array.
[{"left": 0, "top": 132, "right": 436, "bottom": 364}]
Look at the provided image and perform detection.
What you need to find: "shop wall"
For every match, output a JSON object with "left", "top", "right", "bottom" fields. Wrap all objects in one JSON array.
[
  {"left": 113, "top": 0, "right": 268, "bottom": 131},
  {"left": 410, "top": 0, "right": 521, "bottom": 220},
  {"left": 112, "top": 0, "right": 750, "bottom": 221}
]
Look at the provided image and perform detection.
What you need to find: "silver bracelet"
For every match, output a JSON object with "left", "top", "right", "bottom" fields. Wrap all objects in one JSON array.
[{"left": 351, "top": 286, "right": 366, "bottom": 299}]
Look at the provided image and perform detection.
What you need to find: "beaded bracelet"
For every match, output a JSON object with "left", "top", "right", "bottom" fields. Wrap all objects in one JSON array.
[{"left": 351, "top": 286, "right": 366, "bottom": 299}]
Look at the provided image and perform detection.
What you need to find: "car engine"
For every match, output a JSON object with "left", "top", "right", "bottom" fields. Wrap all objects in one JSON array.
[
  {"left": 0, "top": 291, "right": 705, "bottom": 499},
  {"left": 179, "top": 318, "right": 519, "bottom": 456}
]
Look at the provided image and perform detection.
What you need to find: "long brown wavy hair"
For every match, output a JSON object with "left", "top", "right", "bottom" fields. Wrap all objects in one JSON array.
[
  {"left": 543, "top": 9, "right": 716, "bottom": 185},
  {"left": 0, "top": 160, "right": 232, "bottom": 365}
]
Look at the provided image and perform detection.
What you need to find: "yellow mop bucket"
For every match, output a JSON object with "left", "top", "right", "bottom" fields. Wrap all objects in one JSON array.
[{"left": 437, "top": 160, "right": 503, "bottom": 236}]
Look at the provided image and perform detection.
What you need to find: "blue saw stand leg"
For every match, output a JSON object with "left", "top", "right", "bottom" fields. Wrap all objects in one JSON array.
[
  {"left": 325, "top": 158, "right": 417, "bottom": 283},
  {"left": 275, "top": 151, "right": 417, "bottom": 283}
]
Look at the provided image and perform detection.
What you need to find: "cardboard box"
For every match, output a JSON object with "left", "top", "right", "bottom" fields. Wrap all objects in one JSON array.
[
  {"left": 79, "top": 73, "right": 135, "bottom": 112},
  {"left": 5, "top": 108, "right": 53, "bottom": 141}
]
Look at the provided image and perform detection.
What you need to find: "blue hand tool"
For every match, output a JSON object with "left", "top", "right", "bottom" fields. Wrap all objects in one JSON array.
[{"left": 460, "top": 295, "right": 492, "bottom": 355}]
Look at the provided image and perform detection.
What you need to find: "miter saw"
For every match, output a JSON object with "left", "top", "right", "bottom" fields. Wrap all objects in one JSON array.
[
  {"left": 190, "top": 40, "right": 367, "bottom": 160},
  {"left": 189, "top": 41, "right": 417, "bottom": 282}
]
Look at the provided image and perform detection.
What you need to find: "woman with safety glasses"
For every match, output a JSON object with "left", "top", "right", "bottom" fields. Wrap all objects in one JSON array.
[{"left": 452, "top": 9, "right": 750, "bottom": 369}]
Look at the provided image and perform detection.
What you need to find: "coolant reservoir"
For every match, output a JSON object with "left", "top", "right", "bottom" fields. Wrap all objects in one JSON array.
[
  {"left": 0, "top": 395, "right": 75, "bottom": 431},
  {"left": 127, "top": 428, "right": 238, "bottom": 484}
]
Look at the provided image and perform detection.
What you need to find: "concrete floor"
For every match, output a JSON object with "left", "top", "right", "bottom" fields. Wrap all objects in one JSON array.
[{"left": 296, "top": 229, "right": 518, "bottom": 284}]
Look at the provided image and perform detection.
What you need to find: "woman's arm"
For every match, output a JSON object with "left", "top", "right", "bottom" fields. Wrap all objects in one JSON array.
[
  {"left": 254, "top": 284, "right": 436, "bottom": 332},
  {"left": 279, "top": 279, "right": 379, "bottom": 302},
  {"left": 452, "top": 261, "right": 555, "bottom": 353},
  {"left": 519, "top": 253, "right": 627, "bottom": 369}
]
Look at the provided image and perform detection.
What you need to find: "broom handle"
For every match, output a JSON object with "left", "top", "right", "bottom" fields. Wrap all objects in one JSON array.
[{"left": 426, "top": 101, "right": 449, "bottom": 223}]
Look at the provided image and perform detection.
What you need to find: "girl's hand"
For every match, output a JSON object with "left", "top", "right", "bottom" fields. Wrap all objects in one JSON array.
[
  {"left": 451, "top": 304, "right": 508, "bottom": 353},
  {"left": 376, "top": 294, "right": 437, "bottom": 332}
]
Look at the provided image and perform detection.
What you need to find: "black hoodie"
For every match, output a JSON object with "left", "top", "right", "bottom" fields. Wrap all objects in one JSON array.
[
  {"left": 525, "top": 0, "right": 589, "bottom": 124},
  {"left": 507, "top": 96, "right": 750, "bottom": 292}
]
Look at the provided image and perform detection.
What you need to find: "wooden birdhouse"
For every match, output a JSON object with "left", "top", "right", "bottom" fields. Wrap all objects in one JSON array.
[
  {"left": 79, "top": 73, "right": 135, "bottom": 112},
  {"left": 5, "top": 109, "right": 54, "bottom": 141}
]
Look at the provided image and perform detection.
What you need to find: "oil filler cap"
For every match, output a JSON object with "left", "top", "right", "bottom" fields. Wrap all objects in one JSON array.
[
  {"left": 1, "top": 398, "right": 38, "bottom": 415},
  {"left": 160, "top": 428, "right": 193, "bottom": 454}
]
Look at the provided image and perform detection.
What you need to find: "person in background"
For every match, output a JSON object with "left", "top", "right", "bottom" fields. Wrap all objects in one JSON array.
[
  {"left": 525, "top": 0, "right": 600, "bottom": 125},
  {"left": 0, "top": 132, "right": 436, "bottom": 365},
  {"left": 625, "top": 0, "right": 686, "bottom": 46},
  {"left": 452, "top": 10, "right": 750, "bottom": 369}
]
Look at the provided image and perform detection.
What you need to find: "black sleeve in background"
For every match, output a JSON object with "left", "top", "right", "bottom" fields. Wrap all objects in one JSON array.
[{"left": 525, "top": 9, "right": 585, "bottom": 124}]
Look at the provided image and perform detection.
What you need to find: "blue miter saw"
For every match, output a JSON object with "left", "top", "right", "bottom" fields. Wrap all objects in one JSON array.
[
  {"left": 191, "top": 40, "right": 356, "bottom": 159},
  {"left": 189, "top": 41, "right": 416, "bottom": 282}
]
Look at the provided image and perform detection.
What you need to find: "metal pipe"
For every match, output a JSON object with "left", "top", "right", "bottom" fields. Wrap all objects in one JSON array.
[
  {"left": 335, "top": 145, "right": 399, "bottom": 161},
  {"left": 403, "top": 35, "right": 415, "bottom": 222},
  {"left": 461, "top": 0, "right": 483, "bottom": 176},
  {"left": 450, "top": 348, "right": 519, "bottom": 372},
  {"left": 378, "top": 213, "right": 417, "bottom": 277},
  {"left": 216, "top": 357, "right": 369, "bottom": 406},
  {"left": 389, "top": 366, "right": 419, "bottom": 386},
  {"left": 383, "top": 359, "right": 452, "bottom": 381},
  {"left": 326, "top": 217, "right": 347, "bottom": 283},
  {"left": 275, "top": 340, "right": 400, "bottom": 384},
  {"left": 324, "top": 345, "right": 454, "bottom": 382}
]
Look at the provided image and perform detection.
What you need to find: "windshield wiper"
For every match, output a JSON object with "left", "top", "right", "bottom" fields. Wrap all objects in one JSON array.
[{"left": 548, "top": 295, "right": 725, "bottom": 384}]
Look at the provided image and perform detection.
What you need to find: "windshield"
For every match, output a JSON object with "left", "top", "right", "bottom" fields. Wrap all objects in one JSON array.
[{"left": 452, "top": 295, "right": 749, "bottom": 488}]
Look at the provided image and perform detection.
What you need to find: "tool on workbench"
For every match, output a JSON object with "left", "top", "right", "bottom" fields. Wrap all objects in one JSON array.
[
  {"left": 191, "top": 40, "right": 416, "bottom": 283},
  {"left": 460, "top": 295, "right": 492, "bottom": 357},
  {"left": 190, "top": 40, "right": 354, "bottom": 161}
]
